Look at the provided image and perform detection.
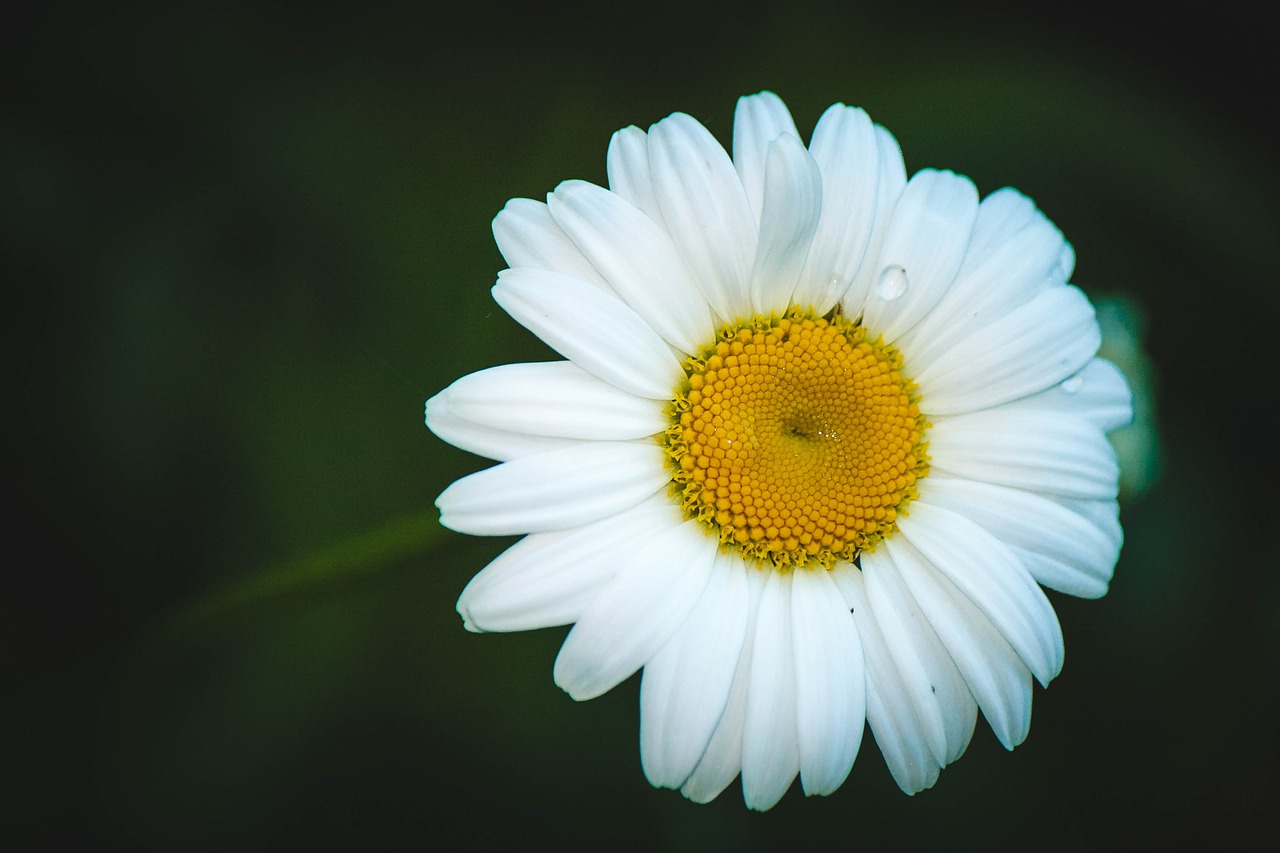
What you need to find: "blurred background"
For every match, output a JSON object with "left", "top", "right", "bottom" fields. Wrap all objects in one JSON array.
[{"left": 8, "top": 0, "right": 1277, "bottom": 849}]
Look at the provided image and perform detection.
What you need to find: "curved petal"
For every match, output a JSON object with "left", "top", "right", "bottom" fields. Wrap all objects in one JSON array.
[
  {"left": 914, "top": 285, "right": 1101, "bottom": 416},
  {"left": 791, "top": 567, "right": 865, "bottom": 797},
  {"left": 898, "top": 503, "right": 1065, "bottom": 686},
  {"left": 883, "top": 536, "right": 1034, "bottom": 750},
  {"left": 861, "top": 169, "right": 979, "bottom": 343},
  {"left": 640, "top": 550, "right": 751, "bottom": 789},
  {"left": 748, "top": 133, "right": 823, "bottom": 315},
  {"left": 492, "top": 197, "right": 611, "bottom": 290},
  {"left": 492, "top": 267, "right": 683, "bottom": 399},
  {"left": 456, "top": 493, "right": 683, "bottom": 632},
  {"left": 547, "top": 179, "right": 713, "bottom": 353},
  {"left": 679, "top": 565, "right": 768, "bottom": 804},
  {"left": 425, "top": 391, "right": 576, "bottom": 461},
  {"left": 839, "top": 124, "right": 910, "bottom": 313},
  {"left": 436, "top": 441, "right": 669, "bottom": 536},
  {"left": 920, "top": 475, "right": 1121, "bottom": 599},
  {"left": 741, "top": 569, "right": 800, "bottom": 811},
  {"left": 832, "top": 565, "right": 941, "bottom": 794},
  {"left": 607, "top": 125, "right": 664, "bottom": 224},
  {"left": 553, "top": 519, "right": 718, "bottom": 701},
  {"left": 997, "top": 357, "right": 1134, "bottom": 434},
  {"left": 443, "top": 361, "right": 667, "bottom": 441},
  {"left": 928, "top": 410, "right": 1121, "bottom": 500},
  {"left": 648, "top": 112, "right": 758, "bottom": 322},
  {"left": 732, "top": 90, "right": 802, "bottom": 225}
]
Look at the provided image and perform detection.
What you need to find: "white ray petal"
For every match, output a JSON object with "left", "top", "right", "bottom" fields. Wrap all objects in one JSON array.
[
  {"left": 640, "top": 550, "right": 751, "bottom": 789},
  {"left": 553, "top": 520, "right": 718, "bottom": 701},
  {"left": 791, "top": 567, "right": 865, "bottom": 797},
  {"left": 648, "top": 112, "right": 758, "bottom": 322},
  {"left": 997, "top": 357, "right": 1134, "bottom": 434},
  {"left": 491, "top": 267, "right": 683, "bottom": 399},
  {"left": 861, "top": 169, "right": 979, "bottom": 343},
  {"left": 884, "top": 536, "right": 1034, "bottom": 750},
  {"left": 741, "top": 570, "right": 800, "bottom": 811},
  {"left": 547, "top": 179, "right": 713, "bottom": 353},
  {"left": 435, "top": 441, "right": 669, "bottom": 536},
  {"left": 443, "top": 361, "right": 666, "bottom": 440},
  {"left": 732, "top": 90, "right": 802, "bottom": 224},
  {"left": 425, "top": 391, "right": 576, "bottom": 462},
  {"left": 915, "top": 285, "right": 1101, "bottom": 416},
  {"left": 491, "top": 197, "right": 611, "bottom": 290},
  {"left": 748, "top": 134, "right": 823, "bottom": 315},
  {"left": 607, "top": 125, "right": 664, "bottom": 224},
  {"left": 456, "top": 493, "right": 683, "bottom": 632},
  {"left": 840, "top": 125, "right": 909, "bottom": 314},
  {"left": 928, "top": 410, "right": 1121, "bottom": 500}
]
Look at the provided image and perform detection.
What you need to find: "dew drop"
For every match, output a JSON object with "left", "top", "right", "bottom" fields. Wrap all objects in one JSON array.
[
  {"left": 875, "top": 265, "right": 908, "bottom": 301},
  {"left": 1060, "top": 375, "right": 1084, "bottom": 394}
]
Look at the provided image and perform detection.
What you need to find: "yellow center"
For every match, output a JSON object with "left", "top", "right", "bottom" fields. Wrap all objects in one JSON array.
[{"left": 662, "top": 308, "right": 929, "bottom": 570}]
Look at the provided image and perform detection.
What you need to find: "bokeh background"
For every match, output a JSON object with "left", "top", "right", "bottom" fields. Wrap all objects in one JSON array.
[{"left": 10, "top": 0, "right": 1278, "bottom": 849}]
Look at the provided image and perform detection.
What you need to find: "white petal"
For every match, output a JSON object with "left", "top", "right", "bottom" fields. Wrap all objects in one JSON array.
[
  {"left": 896, "top": 188, "right": 1068, "bottom": 366},
  {"left": 838, "top": 125, "right": 909, "bottom": 313},
  {"left": 915, "top": 285, "right": 1101, "bottom": 416},
  {"left": 491, "top": 267, "right": 683, "bottom": 399},
  {"left": 859, "top": 551, "right": 977, "bottom": 767},
  {"left": 732, "top": 90, "right": 802, "bottom": 224},
  {"left": 680, "top": 566, "right": 768, "bottom": 804},
  {"left": 920, "top": 476, "right": 1121, "bottom": 599},
  {"left": 998, "top": 357, "right": 1134, "bottom": 434},
  {"left": 861, "top": 169, "right": 979, "bottom": 343},
  {"left": 884, "top": 536, "right": 1034, "bottom": 750},
  {"left": 443, "top": 361, "right": 667, "bottom": 440},
  {"left": 748, "top": 134, "right": 823, "bottom": 315},
  {"left": 928, "top": 410, "right": 1121, "bottom": 500},
  {"left": 456, "top": 493, "right": 683, "bottom": 632},
  {"left": 741, "top": 570, "right": 800, "bottom": 811},
  {"left": 435, "top": 441, "right": 669, "bottom": 536},
  {"left": 607, "top": 125, "right": 664, "bottom": 224},
  {"left": 425, "top": 391, "right": 576, "bottom": 462},
  {"left": 553, "top": 519, "right": 718, "bottom": 700},
  {"left": 898, "top": 503, "right": 1065, "bottom": 686},
  {"left": 791, "top": 568, "right": 864, "bottom": 797},
  {"left": 795, "top": 104, "right": 898, "bottom": 314},
  {"left": 832, "top": 565, "right": 941, "bottom": 794},
  {"left": 640, "top": 550, "right": 751, "bottom": 789},
  {"left": 491, "top": 198, "right": 611, "bottom": 290},
  {"left": 648, "top": 112, "right": 758, "bottom": 322}
]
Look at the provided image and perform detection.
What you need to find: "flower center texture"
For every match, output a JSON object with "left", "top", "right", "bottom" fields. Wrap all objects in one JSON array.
[{"left": 663, "top": 308, "right": 930, "bottom": 570}]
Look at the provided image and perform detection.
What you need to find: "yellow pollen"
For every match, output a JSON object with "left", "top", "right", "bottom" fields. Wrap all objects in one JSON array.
[{"left": 662, "top": 308, "right": 929, "bottom": 570}]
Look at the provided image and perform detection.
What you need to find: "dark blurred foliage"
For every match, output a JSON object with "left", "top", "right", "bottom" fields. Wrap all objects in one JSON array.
[{"left": 5, "top": 0, "right": 1277, "bottom": 850}]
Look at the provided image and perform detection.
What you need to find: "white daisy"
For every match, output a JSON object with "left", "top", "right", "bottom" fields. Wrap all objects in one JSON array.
[{"left": 426, "top": 91, "right": 1130, "bottom": 811}]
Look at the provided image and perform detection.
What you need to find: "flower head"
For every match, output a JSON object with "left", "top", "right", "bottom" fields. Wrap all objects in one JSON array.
[{"left": 426, "top": 91, "right": 1130, "bottom": 810}]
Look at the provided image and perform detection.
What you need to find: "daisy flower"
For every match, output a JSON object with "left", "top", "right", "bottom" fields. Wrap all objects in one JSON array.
[{"left": 426, "top": 91, "right": 1130, "bottom": 811}]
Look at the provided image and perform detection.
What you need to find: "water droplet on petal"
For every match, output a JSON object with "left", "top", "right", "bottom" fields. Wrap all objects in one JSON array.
[
  {"left": 1061, "top": 375, "right": 1084, "bottom": 394},
  {"left": 875, "top": 265, "right": 908, "bottom": 301}
]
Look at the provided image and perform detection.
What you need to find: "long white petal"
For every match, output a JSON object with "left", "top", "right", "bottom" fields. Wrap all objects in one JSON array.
[
  {"left": 928, "top": 410, "right": 1121, "bottom": 500},
  {"left": 607, "top": 125, "right": 664, "bottom": 224},
  {"left": 640, "top": 550, "right": 751, "bottom": 789},
  {"left": 436, "top": 441, "right": 669, "bottom": 536},
  {"left": 491, "top": 267, "right": 683, "bottom": 399},
  {"left": 443, "top": 361, "right": 667, "bottom": 440},
  {"left": 456, "top": 493, "right": 683, "bottom": 632},
  {"left": 741, "top": 570, "right": 800, "bottom": 811},
  {"left": 547, "top": 179, "right": 713, "bottom": 353},
  {"left": 791, "top": 567, "right": 864, "bottom": 796},
  {"left": 860, "top": 169, "right": 978, "bottom": 343},
  {"left": 491, "top": 198, "right": 611, "bottom": 290},
  {"left": 648, "top": 112, "right": 758, "bottom": 322},
  {"left": 425, "top": 391, "right": 576, "bottom": 462},
  {"left": 732, "top": 90, "right": 802, "bottom": 225},
  {"left": 997, "top": 357, "right": 1134, "bottom": 434},
  {"left": 899, "top": 503, "right": 1065, "bottom": 686},
  {"left": 920, "top": 475, "right": 1121, "bottom": 599},
  {"left": 839, "top": 125, "right": 909, "bottom": 313},
  {"left": 914, "top": 285, "right": 1101, "bottom": 415},
  {"left": 884, "top": 536, "right": 1034, "bottom": 750},
  {"left": 748, "top": 134, "right": 823, "bottom": 315},
  {"left": 553, "top": 519, "right": 718, "bottom": 701}
]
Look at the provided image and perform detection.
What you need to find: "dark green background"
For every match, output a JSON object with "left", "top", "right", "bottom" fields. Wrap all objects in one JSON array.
[{"left": 10, "top": 1, "right": 1277, "bottom": 849}]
